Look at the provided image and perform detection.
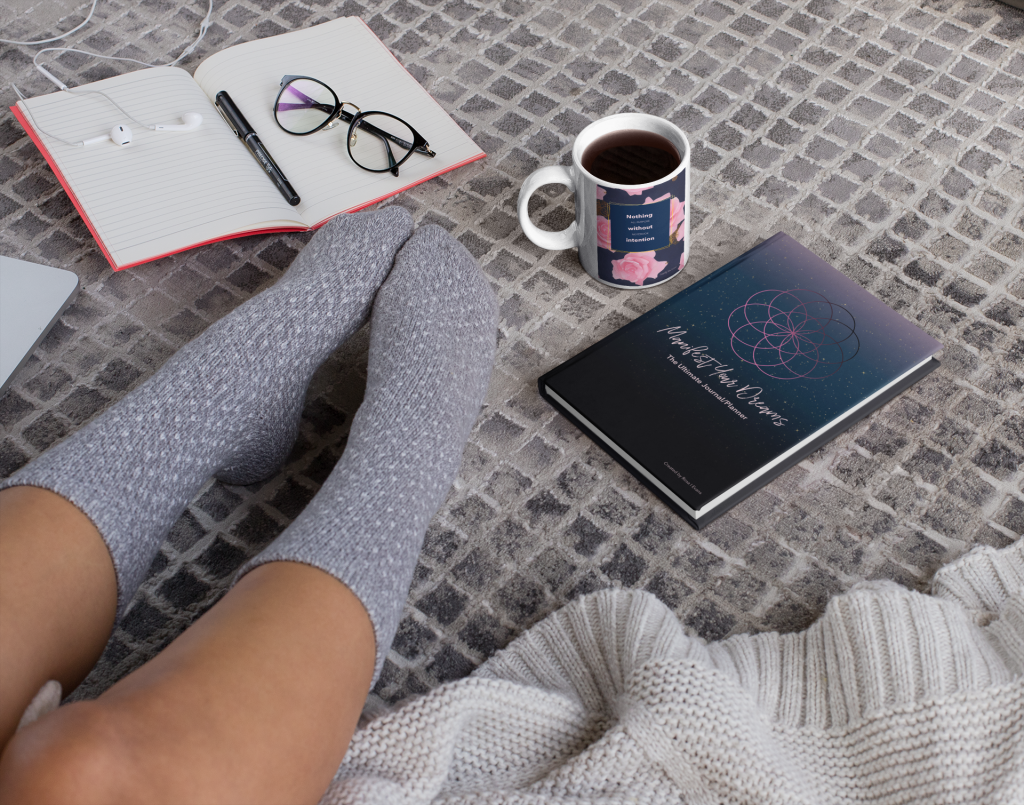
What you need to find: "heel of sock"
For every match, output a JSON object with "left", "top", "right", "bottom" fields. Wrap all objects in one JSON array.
[
  {"left": 214, "top": 401, "right": 304, "bottom": 485},
  {"left": 214, "top": 438, "right": 296, "bottom": 485}
]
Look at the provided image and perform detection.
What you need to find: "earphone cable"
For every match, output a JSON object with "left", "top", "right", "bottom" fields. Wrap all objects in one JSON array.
[
  {"left": 11, "top": 82, "right": 177, "bottom": 147},
  {"left": 6, "top": 0, "right": 213, "bottom": 92},
  {"left": 10, "top": 88, "right": 82, "bottom": 147},
  {"left": 0, "top": 0, "right": 99, "bottom": 46},
  {"left": 7, "top": 0, "right": 214, "bottom": 145}
]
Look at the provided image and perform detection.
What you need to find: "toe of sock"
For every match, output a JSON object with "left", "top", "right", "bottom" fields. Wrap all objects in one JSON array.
[
  {"left": 404, "top": 224, "right": 473, "bottom": 272},
  {"left": 372, "top": 224, "right": 498, "bottom": 395},
  {"left": 388, "top": 225, "right": 497, "bottom": 316},
  {"left": 302, "top": 206, "right": 415, "bottom": 267},
  {"left": 372, "top": 205, "right": 415, "bottom": 240}
]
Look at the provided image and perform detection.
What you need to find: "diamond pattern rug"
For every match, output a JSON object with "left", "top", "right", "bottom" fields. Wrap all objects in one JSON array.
[{"left": 1, "top": 0, "right": 1021, "bottom": 712}]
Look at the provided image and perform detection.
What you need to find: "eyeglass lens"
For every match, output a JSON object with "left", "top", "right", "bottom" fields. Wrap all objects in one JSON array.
[
  {"left": 275, "top": 79, "right": 336, "bottom": 134},
  {"left": 349, "top": 113, "right": 416, "bottom": 173}
]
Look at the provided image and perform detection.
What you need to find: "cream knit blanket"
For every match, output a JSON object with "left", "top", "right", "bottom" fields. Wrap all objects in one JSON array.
[{"left": 327, "top": 539, "right": 1024, "bottom": 804}]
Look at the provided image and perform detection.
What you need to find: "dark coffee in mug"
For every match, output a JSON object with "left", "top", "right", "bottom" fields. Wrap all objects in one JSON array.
[{"left": 581, "top": 130, "right": 681, "bottom": 185}]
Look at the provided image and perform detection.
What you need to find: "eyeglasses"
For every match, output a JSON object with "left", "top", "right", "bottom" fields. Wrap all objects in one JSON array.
[{"left": 273, "top": 75, "right": 435, "bottom": 177}]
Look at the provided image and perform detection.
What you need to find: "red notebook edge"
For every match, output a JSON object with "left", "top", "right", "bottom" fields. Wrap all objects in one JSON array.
[
  {"left": 12, "top": 104, "right": 487, "bottom": 270},
  {"left": 310, "top": 151, "right": 487, "bottom": 226},
  {"left": 10, "top": 106, "right": 306, "bottom": 271},
  {"left": 11, "top": 104, "right": 121, "bottom": 270}
]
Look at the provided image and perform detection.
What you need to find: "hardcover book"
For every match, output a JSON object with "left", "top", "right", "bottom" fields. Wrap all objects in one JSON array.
[
  {"left": 10, "top": 17, "right": 484, "bottom": 271},
  {"left": 539, "top": 233, "right": 943, "bottom": 529}
]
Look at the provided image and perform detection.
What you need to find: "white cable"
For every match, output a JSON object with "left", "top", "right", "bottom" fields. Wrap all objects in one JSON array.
[
  {"left": 31, "top": 0, "right": 213, "bottom": 81},
  {"left": 13, "top": 96, "right": 82, "bottom": 147},
  {"left": 67, "top": 87, "right": 153, "bottom": 127},
  {"left": 7, "top": 0, "right": 214, "bottom": 146},
  {"left": 12, "top": 81, "right": 142, "bottom": 145},
  {"left": 0, "top": 0, "right": 99, "bottom": 45},
  {"left": 5, "top": 0, "right": 213, "bottom": 91}
]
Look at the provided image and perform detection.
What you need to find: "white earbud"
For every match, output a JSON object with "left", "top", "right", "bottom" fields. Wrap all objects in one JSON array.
[
  {"left": 81, "top": 124, "right": 132, "bottom": 147},
  {"left": 76, "top": 112, "right": 200, "bottom": 148},
  {"left": 151, "top": 112, "right": 202, "bottom": 132}
]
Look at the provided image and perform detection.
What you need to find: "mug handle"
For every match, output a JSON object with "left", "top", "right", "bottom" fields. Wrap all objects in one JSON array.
[{"left": 517, "top": 165, "right": 578, "bottom": 251}]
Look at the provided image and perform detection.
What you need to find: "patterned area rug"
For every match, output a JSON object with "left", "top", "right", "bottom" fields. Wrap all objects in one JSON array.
[{"left": 1, "top": 0, "right": 1021, "bottom": 712}]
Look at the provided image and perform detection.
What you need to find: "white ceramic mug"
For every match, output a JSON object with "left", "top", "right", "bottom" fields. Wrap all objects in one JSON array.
[{"left": 518, "top": 113, "right": 690, "bottom": 289}]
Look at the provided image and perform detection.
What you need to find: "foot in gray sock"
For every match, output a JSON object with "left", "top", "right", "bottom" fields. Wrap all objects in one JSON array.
[
  {"left": 239, "top": 225, "right": 498, "bottom": 683},
  {"left": 1, "top": 207, "right": 414, "bottom": 620}
]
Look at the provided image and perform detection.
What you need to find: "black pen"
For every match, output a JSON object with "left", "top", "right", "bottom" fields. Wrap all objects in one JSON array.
[{"left": 215, "top": 91, "right": 300, "bottom": 206}]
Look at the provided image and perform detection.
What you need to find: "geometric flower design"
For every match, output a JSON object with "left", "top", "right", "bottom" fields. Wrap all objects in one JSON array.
[{"left": 727, "top": 289, "right": 860, "bottom": 380}]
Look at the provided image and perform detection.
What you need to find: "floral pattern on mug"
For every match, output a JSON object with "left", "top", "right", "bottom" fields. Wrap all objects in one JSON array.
[
  {"left": 643, "top": 195, "right": 685, "bottom": 241},
  {"left": 594, "top": 168, "right": 687, "bottom": 288},
  {"left": 596, "top": 216, "right": 612, "bottom": 250},
  {"left": 611, "top": 251, "right": 668, "bottom": 285}
]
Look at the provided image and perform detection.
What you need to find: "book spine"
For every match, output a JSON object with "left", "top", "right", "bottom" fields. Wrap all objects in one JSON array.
[
  {"left": 690, "top": 357, "right": 941, "bottom": 528},
  {"left": 536, "top": 382, "right": 700, "bottom": 529},
  {"left": 541, "top": 358, "right": 940, "bottom": 530}
]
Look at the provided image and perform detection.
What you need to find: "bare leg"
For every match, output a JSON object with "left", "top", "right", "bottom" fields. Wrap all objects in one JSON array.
[
  {"left": 0, "top": 222, "right": 493, "bottom": 802},
  {"left": 0, "top": 548, "right": 374, "bottom": 804},
  {"left": 0, "top": 487, "right": 116, "bottom": 747}
]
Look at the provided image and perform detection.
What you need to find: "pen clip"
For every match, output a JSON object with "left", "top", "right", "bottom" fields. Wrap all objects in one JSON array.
[{"left": 214, "top": 101, "right": 238, "bottom": 137}]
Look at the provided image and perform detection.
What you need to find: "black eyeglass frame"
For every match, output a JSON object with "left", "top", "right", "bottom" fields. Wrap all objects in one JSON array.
[{"left": 273, "top": 75, "right": 436, "bottom": 177}]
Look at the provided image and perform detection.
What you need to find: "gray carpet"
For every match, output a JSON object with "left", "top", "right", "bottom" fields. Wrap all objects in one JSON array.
[{"left": 1, "top": 0, "right": 1021, "bottom": 715}]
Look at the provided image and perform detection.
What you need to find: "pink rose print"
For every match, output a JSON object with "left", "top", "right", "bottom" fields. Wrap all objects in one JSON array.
[
  {"left": 596, "top": 216, "right": 612, "bottom": 250},
  {"left": 641, "top": 194, "right": 685, "bottom": 240},
  {"left": 670, "top": 198, "right": 685, "bottom": 240},
  {"left": 595, "top": 186, "right": 606, "bottom": 200},
  {"left": 611, "top": 251, "right": 668, "bottom": 286},
  {"left": 625, "top": 184, "right": 653, "bottom": 196}
]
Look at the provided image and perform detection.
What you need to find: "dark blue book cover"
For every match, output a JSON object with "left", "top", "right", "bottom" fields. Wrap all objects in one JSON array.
[{"left": 542, "top": 233, "right": 942, "bottom": 519}]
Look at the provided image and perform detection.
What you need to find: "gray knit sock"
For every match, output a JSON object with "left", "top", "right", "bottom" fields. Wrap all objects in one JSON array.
[
  {"left": 238, "top": 225, "right": 498, "bottom": 683},
  {"left": 0, "top": 207, "right": 414, "bottom": 620}
]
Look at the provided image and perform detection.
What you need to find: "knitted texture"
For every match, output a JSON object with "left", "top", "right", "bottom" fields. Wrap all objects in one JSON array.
[
  {"left": 326, "top": 539, "right": 1024, "bottom": 804},
  {"left": 0, "top": 208, "right": 414, "bottom": 620},
  {"left": 239, "top": 225, "right": 498, "bottom": 683}
]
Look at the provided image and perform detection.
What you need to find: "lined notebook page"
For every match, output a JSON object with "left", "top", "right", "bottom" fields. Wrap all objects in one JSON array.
[
  {"left": 193, "top": 17, "right": 485, "bottom": 227},
  {"left": 18, "top": 68, "right": 304, "bottom": 268}
]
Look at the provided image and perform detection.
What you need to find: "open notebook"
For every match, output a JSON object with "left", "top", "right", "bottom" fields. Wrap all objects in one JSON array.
[{"left": 11, "top": 18, "right": 485, "bottom": 270}]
